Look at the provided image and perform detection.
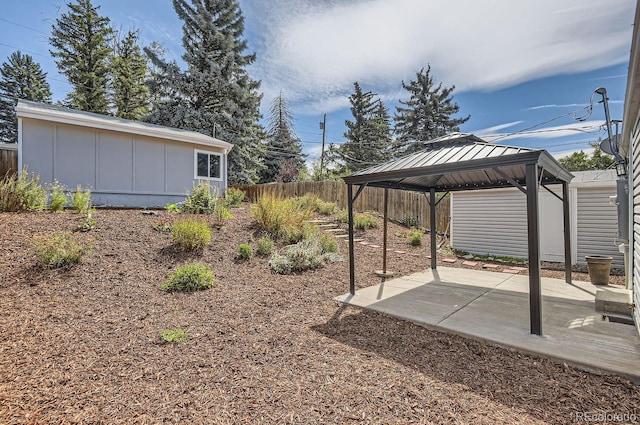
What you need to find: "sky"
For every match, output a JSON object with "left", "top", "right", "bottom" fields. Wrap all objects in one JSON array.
[{"left": 0, "top": 0, "right": 635, "bottom": 167}]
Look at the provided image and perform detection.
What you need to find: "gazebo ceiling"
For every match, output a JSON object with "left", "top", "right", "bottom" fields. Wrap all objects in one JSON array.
[{"left": 343, "top": 133, "right": 574, "bottom": 192}]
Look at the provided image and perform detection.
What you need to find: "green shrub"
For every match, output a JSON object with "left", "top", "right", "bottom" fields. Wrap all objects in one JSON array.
[
  {"left": 257, "top": 236, "right": 274, "bottom": 256},
  {"left": 224, "top": 187, "right": 245, "bottom": 208},
  {"left": 315, "top": 199, "right": 337, "bottom": 215},
  {"left": 48, "top": 183, "right": 67, "bottom": 212},
  {"left": 0, "top": 168, "right": 47, "bottom": 212},
  {"left": 269, "top": 236, "right": 342, "bottom": 274},
  {"left": 403, "top": 216, "right": 420, "bottom": 228},
  {"left": 354, "top": 213, "right": 379, "bottom": 230},
  {"left": 238, "top": 243, "right": 253, "bottom": 260},
  {"left": 33, "top": 232, "right": 89, "bottom": 269},
  {"left": 319, "top": 233, "right": 338, "bottom": 253},
  {"left": 159, "top": 328, "right": 189, "bottom": 343},
  {"left": 76, "top": 210, "right": 96, "bottom": 232},
  {"left": 335, "top": 210, "right": 348, "bottom": 224},
  {"left": 153, "top": 221, "right": 172, "bottom": 232},
  {"left": 182, "top": 182, "right": 217, "bottom": 214},
  {"left": 165, "top": 203, "right": 181, "bottom": 213},
  {"left": 213, "top": 198, "right": 233, "bottom": 226},
  {"left": 161, "top": 263, "right": 214, "bottom": 291},
  {"left": 71, "top": 186, "right": 92, "bottom": 213},
  {"left": 171, "top": 218, "right": 212, "bottom": 251},
  {"left": 409, "top": 230, "right": 423, "bottom": 246},
  {"left": 251, "top": 195, "right": 313, "bottom": 243}
]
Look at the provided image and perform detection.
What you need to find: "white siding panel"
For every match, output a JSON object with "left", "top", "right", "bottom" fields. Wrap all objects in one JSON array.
[
  {"left": 451, "top": 190, "right": 528, "bottom": 259},
  {"left": 577, "top": 187, "right": 624, "bottom": 268},
  {"left": 632, "top": 125, "right": 640, "bottom": 333}
]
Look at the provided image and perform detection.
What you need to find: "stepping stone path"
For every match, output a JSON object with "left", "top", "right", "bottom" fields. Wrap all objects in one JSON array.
[
  {"left": 442, "top": 258, "right": 457, "bottom": 263},
  {"left": 462, "top": 261, "right": 478, "bottom": 267},
  {"left": 503, "top": 268, "right": 521, "bottom": 274}
]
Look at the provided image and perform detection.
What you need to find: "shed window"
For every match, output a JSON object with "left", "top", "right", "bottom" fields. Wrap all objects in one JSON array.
[{"left": 195, "top": 150, "right": 222, "bottom": 180}]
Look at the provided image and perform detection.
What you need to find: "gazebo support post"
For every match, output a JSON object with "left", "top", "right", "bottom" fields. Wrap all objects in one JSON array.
[
  {"left": 348, "top": 184, "right": 355, "bottom": 295},
  {"left": 562, "top": 181, "right": 572, "bottom": 284},
  {"left": 526, "top": 163, "right": 543, "bottom": 336},
  {"left": 382, "top": 188, "right": 389, "bottom": 275},
  {"left": 430, "top": 188, "right": 437, "bottom": 269}
]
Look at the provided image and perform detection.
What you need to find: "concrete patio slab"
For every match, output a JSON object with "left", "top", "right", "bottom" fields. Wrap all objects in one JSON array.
[{"left": 335, "top": 266, "right": 640, "bottom": 382}]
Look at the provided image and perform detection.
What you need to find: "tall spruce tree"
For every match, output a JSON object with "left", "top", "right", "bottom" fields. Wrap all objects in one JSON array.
[
  {"left": 261, "top": 91, "right": 305, "bottom": 183},
  {"left": 393, "top": 65, "right": 469, "bottom": 156},
  {"left": 0, "top": 51, "right": 52, "bottom": 143},
  {"left": 332, "top": 82, "right": 392, "bottom": 173},
  {"left": 49, "top": 0, "right": 113, "bottom": 114},
  {"left": 145, "top": 0, "right": 265, "bottom": 184},
  {"left": 111, "top": 30, "right": 150, "bottom": 120}
]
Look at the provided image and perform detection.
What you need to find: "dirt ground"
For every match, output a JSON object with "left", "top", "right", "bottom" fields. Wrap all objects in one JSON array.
[{"left": 0, "top": 206, "right": 637, "bottom": 424}]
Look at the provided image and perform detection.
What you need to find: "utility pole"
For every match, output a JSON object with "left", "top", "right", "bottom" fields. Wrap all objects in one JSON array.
[{"left": 319, "top": 113, "right": 326, "bottom": 179}]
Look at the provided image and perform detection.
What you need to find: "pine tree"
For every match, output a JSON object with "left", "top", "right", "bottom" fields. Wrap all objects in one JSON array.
[
  {"left": 0, "top": 51, "right": 52, "bottom": 143},
  {"left": 332, "top": 82, "right": 392, "bottom": 173},
  {"left": 261, "top": 91, "right": 305, "bottom": 183},
  {"left": 49, "top": 0, "right": 113, "bottom": 114},
  {"left": 393, "top": 65, "right": 469, "bottom": 156},
  {"left": 146, "top": 0, "right": 265, "bottom": 185},
  {"left": 111, "top": 30, "right": 150, "bottom": 120}
]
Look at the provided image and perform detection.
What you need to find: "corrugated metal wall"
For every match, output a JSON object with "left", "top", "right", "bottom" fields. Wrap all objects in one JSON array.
[
  {"left": 576, "top": 187, "right": 624, "bottom": 268},
  {"left": 450, "top": 190, "right": 528, "bottom": 259}
]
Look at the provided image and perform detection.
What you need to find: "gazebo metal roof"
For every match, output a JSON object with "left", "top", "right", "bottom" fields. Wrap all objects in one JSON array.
[
  {"left": 342, "top": 133, "right": 574, "bottom": 336},
  {"left": 344, "top": 133, "right": 573, "bottom": 191}
]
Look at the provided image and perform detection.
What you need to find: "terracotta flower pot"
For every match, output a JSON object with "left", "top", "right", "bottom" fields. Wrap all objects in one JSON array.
[{"left": 585, "top": 255, "right": 612, "bottom": 285}]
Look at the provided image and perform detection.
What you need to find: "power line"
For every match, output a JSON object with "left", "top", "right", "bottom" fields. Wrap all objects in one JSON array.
[{"left": 0, "top": 17, "right": 49, "bottom": 36}]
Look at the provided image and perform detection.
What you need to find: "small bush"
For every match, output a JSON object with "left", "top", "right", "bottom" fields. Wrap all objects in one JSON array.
[
  {"left": 153, "top": 221, "right": 172, "bottom": 232},
  {"left": 213, "top": 198, "right": 233, "bottom": 226},
  {"left": 76, "top": 210, "right": 96, "bottom": 232},
  {"left": 0, "top": 168, "right": 47, "bottom": 212},
  {"left": 224, "top": 187, "right": 245, "bottom": 208},
  {"left": 354, "top": 213, "right": 379, "bottom": 230},
  {"left": 319, "top": 233, "right": 338, "bottom": 253},
  {"left": 315, "top": 199, "right": 337, "bottom": 215},
  {"left": 269, "top": 236, "right": 342, "bottom": 274},
  {"left": 159, "top": 328, "right": 189, "bottom": 343},
  {"left": 257, "top": 236, "right": 274, "bottom": 256},
  {"left": 71, "top": 186, "right": 92, "bottom": 213},
  {"left": 161, "top": 263, "right": 214, "bottom": 292},
  {"left": 403, "top": 216, "right": 420, "bottom": 228},
  {"left": 33, "top": 232, "right": 89, "bottom": 269},
  {"left": 165, "top": 203, "right": 181, "bottom": 213},
  {"left": 172, "top": 218, "right": 212, "bottom": 251},
  {"left": 48, "top": 183, "right": 67, "bottom": 212},
  {"left": 182, "top": 182, "right": 217, "bottom": 214},
  {"left": 251, "top": 195, "right": 313, "bottom": 243},
  {"left": 335, "top": 210, "right": 348, "bottom": 224},
  {"left": 238, "top": 243, "right": 253, "bottom": 259},
  {"left": 409, "top": 230, "right": 423, "bottom": 246}
]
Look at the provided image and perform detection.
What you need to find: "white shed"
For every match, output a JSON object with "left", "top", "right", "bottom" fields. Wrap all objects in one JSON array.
[
  {"left": 451, "top": 169, "right": 624, "bottom": 269},
  {"left": 16, "top": 100, "right": 232, "bottom": 207}
]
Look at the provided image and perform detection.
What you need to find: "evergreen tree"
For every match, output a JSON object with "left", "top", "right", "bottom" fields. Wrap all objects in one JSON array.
[
  {"left": 393, "top": 65, "right": 469, "bottom": 156},
  {"left": 49, "top": 0, "right": 113, "bottom": 114},
  {"left": 111, "top": 30, "right": 150, "bottom": 120},
  {"left": 261, "top": 91, "right": 305, "bottom": 183},
  {"left": 146, "top": 0, "right": 265, "bottom": 185},
  {"left": 0, "top": 51, "right": 52, "bottom": 143},
  {"left": 332, "top": 82, "right": 392, "bottom": 173}
]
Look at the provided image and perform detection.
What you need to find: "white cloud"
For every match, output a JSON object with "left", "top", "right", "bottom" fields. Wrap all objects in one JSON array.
[
  {"left": 483, "top": 120, "right": 605, "bottom": 143},
  {"left": 243, "top": 0, "right": 633, "bottom": 114},
  {"left": 472, "top": 121, "right": 523, "bottom": 136}
]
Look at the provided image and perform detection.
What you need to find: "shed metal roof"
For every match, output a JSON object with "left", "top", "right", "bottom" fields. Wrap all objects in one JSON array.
[
  {"left": 16, "top": 100, "right": 233, "bottom": 151},
  {"left": 343, "top": 132, "right": 573, "bottom": 192}
]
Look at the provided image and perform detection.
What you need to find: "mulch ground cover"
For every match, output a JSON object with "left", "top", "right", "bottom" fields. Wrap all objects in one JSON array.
[{"left": 0, "top": 206, "right": 637, "bottom": 424}]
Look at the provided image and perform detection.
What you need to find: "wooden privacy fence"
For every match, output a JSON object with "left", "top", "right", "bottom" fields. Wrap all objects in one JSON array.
[
  {"left": 0, "top": 146, "right": 18, "bottom": 178},
  {"left": 236, "top": 181, "right": 450, "bottom": 232}
]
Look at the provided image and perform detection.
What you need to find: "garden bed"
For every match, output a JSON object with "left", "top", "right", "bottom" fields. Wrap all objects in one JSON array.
[{"left": 0, "top": 206, "right": 637, "bottom": 424}]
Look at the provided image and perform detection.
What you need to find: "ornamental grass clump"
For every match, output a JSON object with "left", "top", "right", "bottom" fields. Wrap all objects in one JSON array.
[
  {"left": 256, "top": 236, "right": 274, "bottom": 256},
  {"left": 251, "top": 195, "right": 313, "bottom": 244},
  {"left": 269, "top": 236, "right": 342, "bottom": 275},
  {"left": 409, "top": 230, "right": 423, "bottom": 246},
  {"left": 161, "top": 263, "right": 214, "bottom": 292},
  {"left": 171, "top": 218, "right": 212, "bottom": 251},
  {"left": 354, "top": 213, "right": 379, "bottom": 230},
  {"left": 0, "top": 168, "right": 47, "bottom": 212},
  {"left": 33, "top": 232, "right": 89, "bottom": 269}
]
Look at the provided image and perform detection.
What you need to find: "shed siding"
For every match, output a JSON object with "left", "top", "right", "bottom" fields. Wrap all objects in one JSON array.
[
  {"left": 21, "top": 118, "right": 227, "bottom": 207},
  {"left": 451, "top": 190, "right": 529, "bottom": 259},
  {"left": 576, "top": 187, "right": 625, "bottom": 269},
  {"left": 633, "top": 123, "right": 640, "bottom": 330}
]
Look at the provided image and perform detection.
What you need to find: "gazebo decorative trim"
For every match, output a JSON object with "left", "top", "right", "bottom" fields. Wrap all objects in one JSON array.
[{"left": 342, "top": 133, "right": 574, "bottom": 336}]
